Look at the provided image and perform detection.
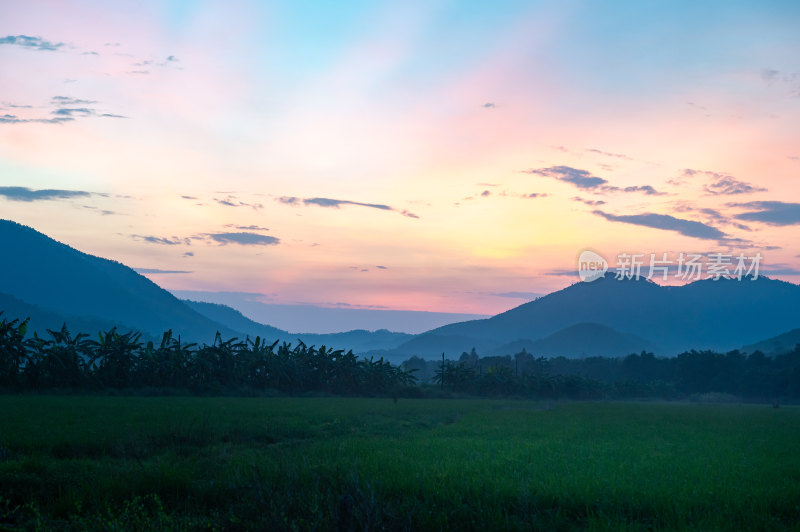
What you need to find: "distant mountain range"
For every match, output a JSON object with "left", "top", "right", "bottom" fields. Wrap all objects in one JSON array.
[
  {"left": 183, "top": 300, "right": 413, "bottom": 353},
  {"left": 388, "top": 273, "right": 800, "bottom": 357},
  {"left": 170, "top": 289, "right": 490, "bottom": 335},
  {"left": 1, "top": 218, "right": 799, "bottom": 359}
]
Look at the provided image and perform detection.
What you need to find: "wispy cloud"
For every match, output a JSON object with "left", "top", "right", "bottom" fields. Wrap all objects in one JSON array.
[
  {"left": 214, "top": 195, "right": 263, "bottom": 210},
  {"left": 51, "top": 96, "right": 96, "bottom": 106},
  {"left": 585, "top": 148, "right": 632, "bottom": 160},
  {"left": 761, "top": 68, "right": 800, "bottom": 97},
  {"left": 224, "top": 224, "right": 270, "bottom": 231},
  {"left": 278, "top": 196, "right": 419, "bottom": 218},
  {"left": 529, "top": 166, "right": 607, "bottom": 189},
  {"left": 492, "top": 291, "right": 542, "bottom": 299},
  {"left": 572, "top": 196, "right": 606, "bottom": 206},
  {"left": 133, "top": 268, "right": 192, "bottom": 274},
  {"left": 675, "top": 169, "right": 767, "bottom": 195},
  {"left": 0, "top": 186, "right": 90, "bottom": 201},
  {"left": 593, "top": 210, "right": 728, "bottom": 240},
  {"left": 0, "top": 95, "right": 126, "bottom": 125},
  {"left": 207, "top": 232, "right": 280, "bottom": 246},
  {"left": 304, "top": 197, "right": 392, "bottom": 210},
  {"left": 730, "top": 201, "right": 800, "bottom": 226},
  {"left": 529, "top": 165, "right": 663, "bottom": 195},
  {"left": 0, "top": 114, "right": 72, "bottom": 124},
  {"left": 131, "top": 235, "right": 191, "bottom": 245},
  {"left": 0, "top": 35, "right": 64, "bottom": 51},
  {"left": 623, "top": 185, "right": 663, "bottom": 195}
]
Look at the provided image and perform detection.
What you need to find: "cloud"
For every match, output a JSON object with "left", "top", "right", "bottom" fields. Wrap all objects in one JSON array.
[
  {"left": 207, "top": 232, "right": 280, "bottom": 246},
  {"left": 761, "top": 69, "right": 800, "bottom": 97},
  {"left": 482, "top": 102, "right": 496, "bottom": 108},
  {"left": 585, "top": 148, "right": 632, "bottom": 160},
  {"left": 572, "top": 196, "right": 606, "bottom": 206},
  {"left": 0, "top": 186, "right": 90, "bottom": 201},
  {"left": 131, "top": 235, "right": 190, "bottom": 246},
  {"left": 0, "top": 35, "right": 64, "bottom": 51},
  {"left": 492, "top": 291, "right": 542, "bottom": 299},
  {"left": 53, "top": 107, "right": 94, "bottom": 117},
  {"left": 279, "top": 196, "right": 419, "bottom": 218},
  {"left": 214, "top": 196, "right": 263, "bottom": 209},
  {"left": 0, "top": 114, "right": 73, "bottom": 124},
  {"left": 529, "top": 166, "right": 608, "bottom": 189},
  {"left": 623, "top": 185, "right": 664, "bottom": 195},
  {"left": 376, "top": 265, "right": 388, "bottom": 269},
  {"left": 593, "top": 210, "right": 728, "bottom": 240},
  {"left": 678, "top": 169, "right": 767, "bottom": 195},
  {"left": 521, "top": 193, "right": 548, "bottom": 199},
  {"left": 530, "top": 166, "right": 664, "bottom": 195},
  {"left": 705, "top": 176, "right": 767, "bottom": 195},
  {"left": 304, "top": 197, "right": 392, "bottom": 210},
  {"left": 52, "top": 96, "right": 97, "bottom": 106},
  {"left": 133, "top": 268, "right": 192, "bottom": 274},
  {"left": 181, "top": 195, "right": 198, "bottom": 200},
  {"left": 183, "top": 252, "right": 194, "bottom": 257},
  {"left": 225, "top": 224, "right": 270, "bottom": 231},
  {"left": 759, "top": 265, "right": 800, "bottom": 276},
  {"left": 730, "top": 201, "right": 800, "bottom": 226},
  {"left": 481, "top": 190, "right": 491, "bottom": 197},
  {"left": 1, "top": 96, "right": 127, "bottom": 124}
]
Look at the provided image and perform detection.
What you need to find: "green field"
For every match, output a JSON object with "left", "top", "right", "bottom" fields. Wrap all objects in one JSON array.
[{"left": 1, "top": 397, "right": 799, "bottom": 530}]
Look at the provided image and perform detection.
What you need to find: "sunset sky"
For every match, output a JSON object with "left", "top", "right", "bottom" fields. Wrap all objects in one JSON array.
[{"left": 1, "top": 0, "right": 799, "bottom": 317}]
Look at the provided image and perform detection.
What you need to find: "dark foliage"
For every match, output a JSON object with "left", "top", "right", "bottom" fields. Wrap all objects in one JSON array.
[
  {"left": 406, "top": 346, "right": 800, "bottom": 401},
  {"left": 0, "top": 314, "right": 416, "bottom": 395},
  {"left": 2, "top": 313, "right": 799, "bottom": 401}
]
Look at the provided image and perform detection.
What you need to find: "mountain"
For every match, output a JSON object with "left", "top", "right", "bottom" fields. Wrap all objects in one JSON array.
[
  {"left": 171, "top": 289, "right": 490, "bottom": 335},
  {"left": 183, "top": 300, "right": 413, "bottom": 354},
  {"left": 0, "top": 291, "right": 134, "bottom": 338},
  {"left": 0, "top": 220, "right": 238, "bottom": 343},
  {"left": 182, "top": 300, "right": 288, "bottom": 341},
  {"left": 743, "top": 328, "right": 800, "bottom": 355},
  {"left": 489, "top": 323, "right": 654, "bottom": 358},
  {"left": 396, "top": 273, "right": 800, "bottom": 357}
]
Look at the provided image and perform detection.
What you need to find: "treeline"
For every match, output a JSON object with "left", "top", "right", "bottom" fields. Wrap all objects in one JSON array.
[
  {"left": 3, "top": 315, "right": 800, "bottom": 401},
  {"left": 0, "top": 317, "right": 415, "bottom": 395},
  {"left": 402, "top": 348, "right": 800, "bottom": 401}
]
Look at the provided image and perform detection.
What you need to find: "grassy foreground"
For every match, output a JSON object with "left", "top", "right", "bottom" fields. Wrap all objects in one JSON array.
[{"left": 0, "top": 397, "right": 799, "bottom": 531}]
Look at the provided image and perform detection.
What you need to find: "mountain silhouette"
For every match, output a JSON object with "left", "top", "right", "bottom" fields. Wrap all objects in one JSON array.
[
  {"left": 488, "top": 322, "right": 655, "bottom": 357},
  {"left": 184, "top": 299, "right": 413, "bottom": 353},
  {"left": 743, "top": 328, "right": 800, "bottom": 355},
  {"left": 395, "top": 273, "right": 800, "bottom": 357},
  {"left": 0, "top": 220, "right": 238, "bottom": 342},
  {"left": 0, "top": 291, "right": 129, "bottom": 338}
]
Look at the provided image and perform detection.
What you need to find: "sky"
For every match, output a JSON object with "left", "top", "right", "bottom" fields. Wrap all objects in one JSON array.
[{"left": 1, "top": 0, "right": 799, "bottom": 319}]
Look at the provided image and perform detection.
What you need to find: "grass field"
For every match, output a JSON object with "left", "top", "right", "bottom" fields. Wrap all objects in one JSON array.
[{"left": 1, "top": 396, "right": 799, "bottom": 531}]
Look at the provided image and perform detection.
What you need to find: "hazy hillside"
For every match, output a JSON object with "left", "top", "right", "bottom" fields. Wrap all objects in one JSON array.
[
  {"left": 184, "top": 299, "right": 413, "bottom": 353},
  {"left": 489, "top": 323, "right": 655, "bottom": 358},
  {"left": 183, "top": 300, "right": 289, "bottom": 341},
  {"left": 0, "top": 291, "right": 142, "bottom": 339},
  {"left": 0, "top": 220, "right": 239, "bottom": 343},
  {"left": 743, "top": 328, "right": 800, "bottom": 355}
]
